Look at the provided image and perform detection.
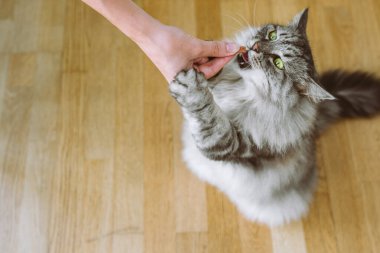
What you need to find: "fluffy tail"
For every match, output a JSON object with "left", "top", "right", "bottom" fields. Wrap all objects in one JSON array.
[{"left": 316, "top": 70, "right": 380, "bottom": 133}]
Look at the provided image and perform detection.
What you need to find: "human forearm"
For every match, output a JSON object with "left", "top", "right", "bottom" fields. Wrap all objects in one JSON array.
[
  {"left": 81, "top": 0, "right": 162, "bottom": 44},
  {"left": 82, "top": 0, "right": 177, "bottom": 79}
]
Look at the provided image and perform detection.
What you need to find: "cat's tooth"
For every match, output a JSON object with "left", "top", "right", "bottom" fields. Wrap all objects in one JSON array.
[{"left": 248, "top": 50, "right": 254, "bottom": 59}]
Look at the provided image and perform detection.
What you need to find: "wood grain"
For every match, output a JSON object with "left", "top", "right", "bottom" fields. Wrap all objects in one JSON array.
[{"left": 0, "top": 0, "right": 380, "bottom": 252}]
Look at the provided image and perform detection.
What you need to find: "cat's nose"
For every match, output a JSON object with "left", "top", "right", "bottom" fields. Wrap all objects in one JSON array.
[{"left": 252, "top": 42, "right": 260, "bottom": 53}]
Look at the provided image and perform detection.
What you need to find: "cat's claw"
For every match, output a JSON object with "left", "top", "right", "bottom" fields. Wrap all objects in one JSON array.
[
  {"left": 174, "top": 68, "right": 207, "bottom": 89},
  {"left": 169, "top": 68, "right": 211, "bottom": 109}
]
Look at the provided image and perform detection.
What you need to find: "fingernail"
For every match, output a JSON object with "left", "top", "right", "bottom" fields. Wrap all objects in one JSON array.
[{"left": 226, "top": 42, "right": 239, "bottom": 53}]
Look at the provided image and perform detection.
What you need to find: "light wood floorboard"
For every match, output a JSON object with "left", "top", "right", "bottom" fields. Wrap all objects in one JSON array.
[{"left": 0, "top": 0, "right": 379, "bottom": 252}]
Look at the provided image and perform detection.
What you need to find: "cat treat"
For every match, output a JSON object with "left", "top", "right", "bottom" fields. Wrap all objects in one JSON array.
[{"left": 238, "top": 46, "right": 247, "bottom": 54}]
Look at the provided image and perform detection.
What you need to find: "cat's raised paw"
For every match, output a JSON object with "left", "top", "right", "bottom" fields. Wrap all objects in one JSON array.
[
  {"left": 169, "top": 68, "right": 211, "bottom": 109},
  {"left": 174, "top": 68, "right": 207, "bottom": 89}
]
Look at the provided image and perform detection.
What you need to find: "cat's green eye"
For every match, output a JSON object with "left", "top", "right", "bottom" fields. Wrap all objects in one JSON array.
[
  {"left": 273, "top": 57, "right": 284, "bottom": 70},
  {"left": 268, "top": 30, "right": 277, "bottom": 41}
]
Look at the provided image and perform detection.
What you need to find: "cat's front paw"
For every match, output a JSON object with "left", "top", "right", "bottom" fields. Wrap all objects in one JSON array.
[{"left": 169, "top": 68, "right": 212, "bottom": 110}]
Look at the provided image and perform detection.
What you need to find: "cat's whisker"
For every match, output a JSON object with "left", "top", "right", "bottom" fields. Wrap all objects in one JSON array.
[
  {"left": 235, "top": 13, "right": 252, "bottom": 27},
  {"left": 235, "top": 13, "right": 255, "bottom": 37},
  {"left": 222, "top": 13, "right": 256, "bottom": 39},
  {"left": 224, "top": 24, "right": 246, "bottom": 34},
  {"left": 222, "top": 13, "right": 246, "bottom": 30},
  {"left": 252, "top": 0, "right": 259, "bottom": 26},
  {"left": 249, "top": 55, "right": 260, "bottom": 68},
  {"left": 241, "top": 61, "right": 252, "bottom": 70}
]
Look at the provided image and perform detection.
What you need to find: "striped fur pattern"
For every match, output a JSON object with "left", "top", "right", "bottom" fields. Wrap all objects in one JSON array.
[{"left": 169, "top": 9, "right": 380, "bottom": 226}]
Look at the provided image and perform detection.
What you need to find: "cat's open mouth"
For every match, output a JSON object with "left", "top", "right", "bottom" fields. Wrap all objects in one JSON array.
[{"left": 237, "top": 51, "right": 250, "bottom": 69}]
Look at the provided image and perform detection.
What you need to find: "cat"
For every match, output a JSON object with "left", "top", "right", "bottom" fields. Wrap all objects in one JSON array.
[{"left": 169, "top": 9, "right": 380, "bottom": 226}]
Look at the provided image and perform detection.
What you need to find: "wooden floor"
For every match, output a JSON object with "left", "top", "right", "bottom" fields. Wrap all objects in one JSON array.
[{"left": 0, "top": 0, "right": 380, "bottom": 252}]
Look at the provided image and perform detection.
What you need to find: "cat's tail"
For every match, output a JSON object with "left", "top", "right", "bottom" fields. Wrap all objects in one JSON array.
[{"left": 316, "top": 70, "right": 380, "bottom": 134}]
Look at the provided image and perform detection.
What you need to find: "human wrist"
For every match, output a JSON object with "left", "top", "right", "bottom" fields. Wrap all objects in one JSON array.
[{"left": 129, "top": 18, "right": 166, "bottom": 47}]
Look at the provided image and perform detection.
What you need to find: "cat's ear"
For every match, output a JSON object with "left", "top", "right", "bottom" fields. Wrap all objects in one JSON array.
[
  {"left": 299, "top": 78, "right": 335, "bottom": 103},
  {"left": 290, "top": 8, "right": 309, "bottom": 34}
]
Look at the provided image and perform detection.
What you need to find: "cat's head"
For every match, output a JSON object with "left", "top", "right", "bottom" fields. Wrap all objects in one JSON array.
[{"left": 234, "top": 9, "right": 334, "bottom": 105}]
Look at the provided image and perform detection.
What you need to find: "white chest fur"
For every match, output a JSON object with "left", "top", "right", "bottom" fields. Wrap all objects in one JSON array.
[{"left": 210, "top": 75, "right": 317, "bottom": 153}]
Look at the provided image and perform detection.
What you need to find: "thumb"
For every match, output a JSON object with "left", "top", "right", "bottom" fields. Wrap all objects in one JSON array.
[{"left": 199, "top": 41, "right": 240, "bottom": 57}]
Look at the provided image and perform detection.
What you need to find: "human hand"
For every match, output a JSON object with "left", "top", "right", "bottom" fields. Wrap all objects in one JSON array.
[{"left": 140, "top": 25, "right": 240, "bottom": 82}]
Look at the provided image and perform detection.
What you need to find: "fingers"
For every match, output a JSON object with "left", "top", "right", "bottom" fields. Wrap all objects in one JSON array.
[
  {"left": 196, "top": 55, "right": 235, "bottom": 79},
  {"left": 194, "top": 57, "right": 209, "bottom": 65},
  {"left": 198, "top": 40, "right": 240, "bottom": 58}
]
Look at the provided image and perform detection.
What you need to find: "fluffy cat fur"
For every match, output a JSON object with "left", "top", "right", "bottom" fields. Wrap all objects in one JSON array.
[{"left": 169, "top": 9, "right": 380, "bottom": 226}]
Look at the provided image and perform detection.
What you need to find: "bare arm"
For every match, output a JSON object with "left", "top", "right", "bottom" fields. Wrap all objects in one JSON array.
[{"left": 81, "top": 0, "right": 240, "bottom": 81}]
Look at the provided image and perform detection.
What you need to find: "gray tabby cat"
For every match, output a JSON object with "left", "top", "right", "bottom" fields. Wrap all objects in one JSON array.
[{"left": 169, "top": 9, "right": 380, "bottom": 226}]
